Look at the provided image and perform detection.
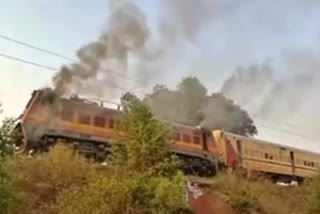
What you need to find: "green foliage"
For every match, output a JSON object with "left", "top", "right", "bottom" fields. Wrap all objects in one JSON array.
[
  {"left": 306, "top": 170, "right": 320, "bottom": 214},
  {"left": 144, "top": 76, "right": 257, "bottom": 137},
  {"left": 7, "top": 144, "right": 97, "bottom": 214},
  {"left": 112, "top": 93, "right": 181, "bottom": 177},
  {"left": 50, "top": 96, "right": 188, "bottom": 214},
  {"left": 0, "top": 104, "right": 20, "bottom": 156},
  {"left": 0, "top": 103, "right": 19, "bottom": 213},
  {"left": 53, "top": 173, "right": 186, "bottom": 214},
  {"left": 212, "top": 172, "right": 306, "bottom": 214},
  {"left": 0, "top": 160, "right": 16, "bottom": 214}
]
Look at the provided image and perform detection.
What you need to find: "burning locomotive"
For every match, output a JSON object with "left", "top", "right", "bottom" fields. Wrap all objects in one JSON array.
[{"left": 14, "top": 88, "right": 223, "bottom": 176}]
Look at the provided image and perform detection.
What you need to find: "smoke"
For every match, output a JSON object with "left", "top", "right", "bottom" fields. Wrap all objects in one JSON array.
[
  {"left": 51, "top": 0, "right": 149, "bottom": 99},
  {"left": 46, "top": 0, "right": 320, "bottom": 142},
  {"left": 220, "top": 53, "right": 320, "bottom": 139},
  {"left": 49, "top": 0, "right": 222, "bottom": 100}
]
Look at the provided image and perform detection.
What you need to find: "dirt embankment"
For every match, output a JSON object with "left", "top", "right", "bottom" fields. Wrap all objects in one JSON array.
[{"left": 187, "top": 183, "right": 236, "bottom": 214}]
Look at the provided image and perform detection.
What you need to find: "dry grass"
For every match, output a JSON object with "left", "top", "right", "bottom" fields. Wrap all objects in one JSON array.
[{"left": 211, "top": 171, "right": 306, "bottom": 214}]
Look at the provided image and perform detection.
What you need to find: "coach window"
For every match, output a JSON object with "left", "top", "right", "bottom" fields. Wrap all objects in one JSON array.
[
  {"left": 61, "top": 109, "right": 73, "bottom": 121},
  {"left": 172, "top": 132, "right": 180, "bottom": 141},
  {"left": 94, "top": 116, "right": 106, "bottom": 128},
  {"left": 311, "top": 162, "right": 315, "bottom": 168},
  {"left": 109, "top": 119, "right": 114, "bottom": 129},
  {"left": 182, "top": 134, "right": 191, "bottom": 143},
  {"left": 259, "top": 151, "right": 263, "bottom": 158},
  {"left": 78, "top": 113, "right": 91, "bottom": 125},
  {"left": 244, "top": 148, "right": 248, "bottom": 155},
  {"left": 193, "top": 135, "right": 201, "bottom": 144},
  {"left": 255, "top": 150, "right": 259, "bottom": 157}
]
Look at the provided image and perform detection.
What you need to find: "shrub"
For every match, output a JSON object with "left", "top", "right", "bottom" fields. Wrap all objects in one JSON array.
[
  {"left": 7, "top": 144, "right": 97, "bottom": 214},
  {"left": 212, "top": 171, "right": 306, "bottom": 214},
  {"left": 306, "top": 171, "right": 320, "bottom": 214},
  {"left": 0, "top": 159, "right": 16, "bottom": 213},
  {"left": 53, "top": 172, "right": 187, "bottom": 214}
]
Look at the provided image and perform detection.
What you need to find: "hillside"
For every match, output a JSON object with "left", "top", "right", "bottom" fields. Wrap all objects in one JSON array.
[{"left": 188, "top": 172, "right": 306, "bottom": 214}]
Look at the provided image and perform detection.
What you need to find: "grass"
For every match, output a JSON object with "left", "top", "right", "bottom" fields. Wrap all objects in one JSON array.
[{"left": 211, "top": 171, "right": 307, "bottom": 214}]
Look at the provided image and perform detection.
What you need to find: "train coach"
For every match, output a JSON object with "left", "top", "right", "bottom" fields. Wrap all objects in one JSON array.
[{"left": 215, "top": 131, "right": 320, "bottom": 183}]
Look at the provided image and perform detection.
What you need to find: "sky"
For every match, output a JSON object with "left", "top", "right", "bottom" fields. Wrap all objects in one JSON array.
[{"left": 1, "top": 0, "right": 320, "bottom": 152}]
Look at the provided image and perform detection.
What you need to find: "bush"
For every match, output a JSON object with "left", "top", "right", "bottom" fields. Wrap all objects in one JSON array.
[
  {"left": 212, "top": 171, "right": 306, "bottom": 214},
  {"left": 306, "top": 171, "right": 320, "bottom": 214},
  {"left": 0, "top": 115, "right": 20, "bottom": 157},
  {"left": 7, "top": 144, "right": 97, "bottom": 214},
  {"left": 53, "top": 172, "right": 187, "bottom": 214},
  {"left": 0, "top": 159, "right": 16, "bottom": 213}
]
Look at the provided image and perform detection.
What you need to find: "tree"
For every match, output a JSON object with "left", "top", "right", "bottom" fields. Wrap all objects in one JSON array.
[
  {"left": 113, "top": 92, "right": 181, "bottom": 177},
  {"left": 202, "top": 93, "right": 257, "bottom": 136},
  {"left": 0, "top": 103, "right": 18, "bottom": 213},
  {"left": 0, "top": 118, "right": 19, "bottom": 156},
  {"left": 51, "top": 94, "right": 190, "bottom": 214},
  {"left": 175, "top": 77, "right": 207, "bottom": 125},
  {"left": 143, "top": 84, "right": 179, "bottom": 122},
  {"left": 144, "top": 76, "right": 258, "bottom": 137}
]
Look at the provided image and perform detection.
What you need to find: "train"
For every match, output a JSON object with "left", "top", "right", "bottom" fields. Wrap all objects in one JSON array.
[{"left": 14, "top": 88, "right": 320, "bottom": 182}]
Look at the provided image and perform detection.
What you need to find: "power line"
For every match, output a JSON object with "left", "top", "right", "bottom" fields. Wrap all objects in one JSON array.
[
  {"left": 256, "top": 122, "right": 319, "bottom": 141},
  {"left": 0, "top": 53, "right": 57, "bottom": 71},
  {"left": 256, "top": 118, "right": 303, "bottom": 129},
  {"left": 0, "top": 34, "right": 75, "bottom": 61},
  {"left": 0, "top": 33, "right": 143, "bottom": 83},
  {"left": 0, "top": 51, "right": 146, "bottom": 96}
]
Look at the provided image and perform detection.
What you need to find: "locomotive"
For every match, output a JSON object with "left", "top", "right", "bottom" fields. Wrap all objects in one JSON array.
[
  {"left": 15, "top": 88, "right": 320, "bottom": 182},
  {"left": 14, "top": 88, "right": 224, "bottom": 176}
]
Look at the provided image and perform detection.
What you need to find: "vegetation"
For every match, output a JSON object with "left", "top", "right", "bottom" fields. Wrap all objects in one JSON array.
[
  {"left": 0, "top": 103, "right": 19, "bottom": 213},
  {"left": 0, "top": 97, "right": 189, "bottom": 214},
  {"left": 7, "top": 144, "right": 96, "bottom": 214},
  {"left": 306, "top": 171, "right": 320, "bottom": 214},
  {"left": 143, "top": 76, "right": 258, "bottom": 137},
  {"left": 212, "top": 172, "right": 306, "bottom": 214},
  {"left": 0, "top": 103, "right": 19, "bottom": 156},
  {"left": 50, "top": 93, "right": 188, "bottom": 214},
  {"left": 0, "top": 82, "right": 318, "bottom": 214},
  {"left": 0, "top": 159, "right": 16, "bottom": 214}
]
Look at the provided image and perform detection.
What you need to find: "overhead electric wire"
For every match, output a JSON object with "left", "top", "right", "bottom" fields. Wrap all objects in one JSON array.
[
  {"left": 256, "top": 118, "right": 304, "bottom": 129},
  {"left": 0, "top": 53, "right": 57, "bottom": 71},
  {"left": 0, "top": 51, "right": 146, "bottom": 96},
  {"left": 0, "top": 34, "right": 74, "bottom": 61},
  {"left": 0, "top": 33, "right": 143, "bottom": 83},
  {"left": 256, "top": 122, "right": 319, "bottom": 141}
]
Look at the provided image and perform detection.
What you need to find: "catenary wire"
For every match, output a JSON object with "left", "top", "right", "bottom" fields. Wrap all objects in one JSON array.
[
  {"left": 0, "top": 33, "right": 143, "bottom": 83},
  {"left": 0, "top": 52, "right": 146, "bottom": 96}
]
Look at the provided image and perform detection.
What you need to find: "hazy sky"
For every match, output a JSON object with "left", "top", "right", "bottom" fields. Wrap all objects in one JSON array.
[{"left": 1, "top": 0, "right": 320, "bottom": 151}]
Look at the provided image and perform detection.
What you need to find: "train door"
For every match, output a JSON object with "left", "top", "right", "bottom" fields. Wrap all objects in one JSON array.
[
  {"left": 290, "top": 151, "right": 296, "bottom": 181},
  {"left": 236, "top": 140, "right": 243, "bottom": 166}
]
